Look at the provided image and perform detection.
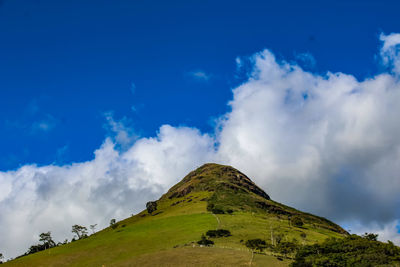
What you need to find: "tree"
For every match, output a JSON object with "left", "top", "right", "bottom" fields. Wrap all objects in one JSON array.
[
  {"left": 0, "top": 253, "right": 3, "bottom": 264},
  {"left": 71, "top": 225, "right": 88, "bottom": 240},
  {"left": 245, "top": 239, "right": 267, "bottom": 252},
  {"left": 292, "top": 234, "right": 400, "bottom": 266},
  {"left": 39, "top": 231, "right": 56, "bottom": 249},
  {"left": 90, "top": 224, "right": 97, "bottom": 234},
  {"left": 362, "top": 232, "right": 378, "bottom": 241},
  {"left": 146, "top": 201, "right": 157, "bottom": 214},
  {"left": 110, "top": 219, "right": 118, "bottom": 229}
]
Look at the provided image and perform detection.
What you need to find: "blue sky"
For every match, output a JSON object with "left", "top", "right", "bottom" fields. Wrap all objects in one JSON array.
[
  {"left": 1, "top": 0, "right": 399, "bottom": 170},
  {"left": 2, "top": 0, "right": 400, "bottom": 258}
]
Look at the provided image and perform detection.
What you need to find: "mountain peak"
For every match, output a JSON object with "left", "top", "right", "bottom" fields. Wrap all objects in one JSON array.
[
  {"left": 164, "top": 163, "right": 270, "bottom": 201},
  {"left": 161, "top": 163, "right": 347, "bottom": 235}
]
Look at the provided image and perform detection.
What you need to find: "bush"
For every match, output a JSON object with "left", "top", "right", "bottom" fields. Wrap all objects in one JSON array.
[
  {"left": 291, "top": 216, "right": 304, "bottom": 227},
  {"left": 206, "top": 229, "right": 231, "bottom": 238},
  {"left": 146, "top": 201, "right": 157, "bottom": 214},
  {"left": 110, "top": 219, "right": 118, "bottom": 229},
  {"left": 211, "top": 208, "right": 225, "bottom": 214},
  {"left": 206, "top": 203, "right": 214, "bottom": 211},
  {"left": 291, "top": 234, "right": 400, "bottom": 266},
  {"left": 197, "top": 234, "right": 214, "bottom": 246},
  {"left": 275, "top": 241, "right": 299, "bottom": 256},
  {"left": 245, "top": 239, "right": 267, "bottom": 252},
  {"left": 362, "top": 232, "right": 378, "bottom": 241}
]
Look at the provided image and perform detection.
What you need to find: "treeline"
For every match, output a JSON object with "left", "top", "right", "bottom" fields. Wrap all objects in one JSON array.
[
  {"left": 22, "top": 224, "right": 90, "bottom": 258},
  {"left": 2, "top": 219, "right": 117, "bottom": 262},
  {"left": 292, "top": 234, "right": 400, "bottom": 266},
  {"left": 244, "top": 233, "right": 400, "bottom": 266}
]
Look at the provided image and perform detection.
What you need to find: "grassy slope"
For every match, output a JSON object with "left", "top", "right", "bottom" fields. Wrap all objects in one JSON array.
[
  {"left": 5, "top": 164, "right": 346, "bottom": 266},
  {"left": 6, "top": 191, "right": 343, "bottom": 266}
]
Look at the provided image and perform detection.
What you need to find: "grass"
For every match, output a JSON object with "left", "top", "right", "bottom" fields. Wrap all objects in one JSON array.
[
  {"left": 4, "top": 163, "right": 347, "bottom": 266},
  {"left": 5, "top": 192, "right": 341, "bottom": 266}
]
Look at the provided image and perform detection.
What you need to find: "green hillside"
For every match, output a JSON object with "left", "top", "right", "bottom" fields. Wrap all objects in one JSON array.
[{"left": 5, "top": 163, "right": 348, "bottom": 266}]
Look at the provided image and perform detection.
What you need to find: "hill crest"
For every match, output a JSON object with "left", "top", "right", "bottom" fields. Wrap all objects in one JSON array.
[
  {"left": 160, "top": 163, "right": 347, "bottom": 235},
  {"left": 164, "top": 163, "right": 270, "bottom": 200}
]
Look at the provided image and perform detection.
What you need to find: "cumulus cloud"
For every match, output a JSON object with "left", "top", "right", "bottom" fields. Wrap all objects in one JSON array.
[
  {"left": 103, "top": 112, "right": 137, "bottom": 150},
  {"left": 0, "top": 126, "right": 215, "bottom": 258},
  {"left": 380, "top": 33, "right": 400, "bottom": 74},
  {"left": 2, "top": 33, "right": 400, "bottom": 258},
  {"left": 215, "top": 47, "right": 400, "bottom": 233}
]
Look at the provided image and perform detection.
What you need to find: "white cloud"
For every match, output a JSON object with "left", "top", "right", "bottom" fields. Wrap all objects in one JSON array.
[
  {"left": 30, "top": 114, "right": 58, "bottom": 133},
  {"left": 0, "top": 126, "right": 215, "bottom": 259},
  {"left": 215, "top": 46, "right": 400, "bottom": 232},
  {"left": 380, "top": 32, "right": 400, "bottom": 74},
  {"left": 103, "top": 112, "right": 138, "bottom": 150},
  {"left": 2, "top": 33, "right": 400, "bottom": 259},
  {"left": 345, "top": 220, "right": 400, "bottom": 245},
  {"left": 189, "top": 70, "right": 211, "bottom": 81},
  {"left": 295, "top": 52, "right": 316, "bottom": 68}
]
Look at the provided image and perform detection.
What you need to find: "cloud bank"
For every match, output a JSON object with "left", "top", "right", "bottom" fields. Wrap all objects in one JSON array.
[{"left": 1, "top": 33, "right": 400, "bottom": 258}]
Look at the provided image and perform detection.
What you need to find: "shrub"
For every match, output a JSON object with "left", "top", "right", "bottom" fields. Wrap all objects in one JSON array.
[
  {"left": 206, "top": 203, "right": 214, "bottom": 211},
  {"left": 275, "top": 241, "right": 299, "bottom": 256},
  {"left": 245, "top": 239, "right": 267, "bottom": 252},
  {"left": 362, "top": 232, "right": 378, "bottom": 241},
  {"left": 206, "top": 229, "right": 231, "bottom": 238},
  {"left": 291, "top": 216, "right": 304, "bottom": 227},
  {"left": 197, "top": 234, "right": 214, "bottom": 246},
  {"left": 211, "top": 208, "right": 225, "bottom": 214},
  {"left": 110, "top": 219, "right": 118, "bottom": 229},
  {"left": 146, "top": 201, "right": 157, "bottom": 214},
  {"left": 291, "top": 234, "right": 400, "bottom": 266}
]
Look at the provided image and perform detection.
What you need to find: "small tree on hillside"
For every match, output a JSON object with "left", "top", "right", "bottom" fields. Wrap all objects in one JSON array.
[
  {"left": 245, "top": 239, "right": 267, "bottom": 252},
  {"left": 71, "top": 225, "right": 88, "bottom": 240},
  {"left": 39, "top": 231, "right": 56, "bottom": 249},
  {"left": 146, "top": 201, "right": 157, "bottom": 214},
  {"left": 110, "top": 219, "right": 118, "bottom": 229},
  {"left": 362, "top": 232, "right": 378, "bottom": 241},
  {"left": 0, "top": 253, "right": 4, "bottom": 263}
]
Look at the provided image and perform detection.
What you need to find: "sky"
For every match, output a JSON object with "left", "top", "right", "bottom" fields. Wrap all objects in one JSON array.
[{"left": 1, "top": 0, "right": 400, "bottom": 259}]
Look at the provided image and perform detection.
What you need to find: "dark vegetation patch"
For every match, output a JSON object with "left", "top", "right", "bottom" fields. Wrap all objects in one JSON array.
[
  {"left": 206, "top": 229, "right": 231, "bottom": 238},
  {"left": 290, "top": 216, "right": 304, "bottom": 228},
  {"left": 146, "top": 201, "right": 157, "bottom": 214},
  {"left": 197, "top": 234, "right": 214, "bottom": 246},
  {"left": 291, "top": 234, "right": 400, "bottom": 266},
  {"left": 246, "top": 239, "right": 267, "bottom": 252}
]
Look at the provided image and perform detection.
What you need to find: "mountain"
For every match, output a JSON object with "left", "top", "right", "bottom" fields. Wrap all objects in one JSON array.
[{"left": 5, "top": 163, "right": 350, "bottom": 266}]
